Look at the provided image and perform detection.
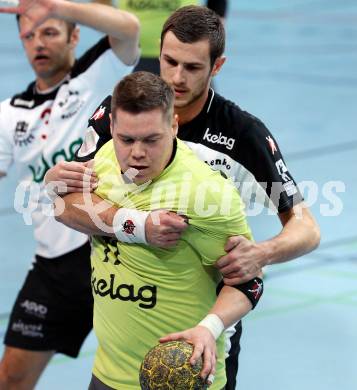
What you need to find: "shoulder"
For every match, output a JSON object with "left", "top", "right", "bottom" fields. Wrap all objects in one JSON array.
[
  {"left": 71, "top": 36, "right": 111, "bottom": 78},
  {"left": 75, "top": 95, "right": 113, "bottom": 162},
  {"left": 175, "top": 139, "right": 240, "bottom": 200},
  {"left": 212, "top": 92, "right": 269, "bottom": 137},
  {"left": 88, "top": 95, "right": 112, "bottom": 131},
  {"left": 7, "top": 82, "right": 40, "bottom": 110},
  {"left": 211, "top": 93, "right": 279, "bottom": 157}
]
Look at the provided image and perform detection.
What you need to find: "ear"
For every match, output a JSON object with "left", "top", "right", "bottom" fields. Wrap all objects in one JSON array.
[
  {"left": 109, "top": 113, "right": 113, "bottom": 136},
  {"left": 172, "top": 114, "right": 179, "bottom": 137},
  {"left": 211, "top": 56, "right": 226, "bottom": 77},
  {"left": 69, "top": 27, "right": 80, "bottom": 50}
]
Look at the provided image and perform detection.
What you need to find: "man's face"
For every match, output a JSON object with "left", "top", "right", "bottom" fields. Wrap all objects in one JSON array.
[
  {"left": 19, "top": 17, "right": 77, "bottom": 80},
  {"left": 111, "top": 108, "right": 178, "bottom": 184},
  {"left": 160, "top": 31, "right": 213, "bottom": 110}
]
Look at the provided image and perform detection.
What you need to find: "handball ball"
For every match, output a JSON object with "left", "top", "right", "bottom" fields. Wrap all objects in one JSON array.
[{"left": 139, "top": 341, "right": 208, "bottom": 390}]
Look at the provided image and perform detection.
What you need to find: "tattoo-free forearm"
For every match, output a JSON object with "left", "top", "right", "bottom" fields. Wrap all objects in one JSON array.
[
  {"left": 210, "top": 286, "right": 252, "bottom": 328},
  {"left": 261, "top": 205, "right": 320, "bottom": 266},
  {"left": 55, "top": 192, "right": 117, "bottom": 236},
  {"left": 53, "top": 0, "right": 139, "bottom": 42}
]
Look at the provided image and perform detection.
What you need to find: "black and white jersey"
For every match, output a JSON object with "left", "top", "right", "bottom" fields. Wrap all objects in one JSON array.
[
  {"left": 0, "top": 37, "right": 134, "bottom": 258},
  {"left": 76, "top": 89, "right": 303, "bottom": 213}
]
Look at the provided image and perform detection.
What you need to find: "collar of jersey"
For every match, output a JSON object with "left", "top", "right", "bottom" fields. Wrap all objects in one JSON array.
[{"left": 178, "top": 88, "right": 214, "bottom": 133}]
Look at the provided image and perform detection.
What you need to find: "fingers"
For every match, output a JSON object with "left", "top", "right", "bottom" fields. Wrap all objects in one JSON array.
[
  {"left": 215, "top": 251, "right": 235, "bottom": 270},
  {"left": 63, "top": 160, "right": 97, "bottom": 175},
  {"left": 160, "top": 212, "right": 189, "bottom": 232},
  {"left": 223, "top": 267, "right": 261, "bottom": 285},
  {"left": 200, "top": 343, "right": 213, "bottom": 380},
  {"left": 83, "top": 159, "right": 95, "bottom": 169},
  {"left": 206, "top": 352, "right": 216, "bottom": 386},
  {"left": 207, "top": 374, "right": 215, "bottom": 387},
  {"left": 223, "top": 235, "right": 240, "bottom": 252},
  {"left": 146, "top": 210, "right": 189, "bottom": 247},
  {"left": 158, "top": 233, "right": 182, "bottom": 248},
  {"left": 159, "top": 331, "right": 184, "bottom": 343},
  {"left": 49, "top": 161, "right": 97, "bottom": 191},
  {"left": 190, "top": 342, "right": 216, "bottom": 386},
  {"left": 223, "top": 235, "right": 245, "bottom": 252}
]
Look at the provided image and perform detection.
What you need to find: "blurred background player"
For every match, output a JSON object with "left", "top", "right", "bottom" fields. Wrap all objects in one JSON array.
[
  {"left": 93, "top": 0, "right": 227, "bottom": 74},
  {"left": 0, "top": 0, "right": 139, "bottom": 388}
]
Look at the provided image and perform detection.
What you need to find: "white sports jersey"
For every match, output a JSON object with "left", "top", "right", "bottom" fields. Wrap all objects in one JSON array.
[{"left": 0, "top": 37, "right": 134, "bottom": 258}]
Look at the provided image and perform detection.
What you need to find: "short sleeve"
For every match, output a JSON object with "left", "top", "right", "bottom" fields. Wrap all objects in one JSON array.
[
  {"left": 0, "top": 100, "right": 14, "bottom": 173},
  {"left": 237, "top": 122, "right": 304, "bottom": 213},
  {"left": 75, "top": 95, "right": 112, "bottom": 162},
  {"left": 184, "top": 191, "right": 253, "bottom": 266}
]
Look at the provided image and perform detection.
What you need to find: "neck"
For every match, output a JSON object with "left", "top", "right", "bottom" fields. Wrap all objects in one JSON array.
[
  {"left": 175, "top": 87, "right": 210, "bottom": 125},
  {"left": 36, "top": 61, "right": 74, "bottom": 92}
]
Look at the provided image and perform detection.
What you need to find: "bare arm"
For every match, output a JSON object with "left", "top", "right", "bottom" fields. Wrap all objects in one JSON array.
[
  {"left": 216, "top": 204, "right": 320, "bottom": 284},
  {"left": 91, "top": 0, "right": 113, "bottom": 6},
  {"left": 55, "top": 192, "right": 117, "bottom": 236},
  {"left": 55, "top": 191, "right": 188, "bottom": 245},
  {"left": 53, "top": 0, "right": 140, "bottom": 64},
  {"left": 0, "top": 0, "right": 140, "bottom": 65},
  {"left": 263, "top": 205, "right": 320, "bottom": 264}
]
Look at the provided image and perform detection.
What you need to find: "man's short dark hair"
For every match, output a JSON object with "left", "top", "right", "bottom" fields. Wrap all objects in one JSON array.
[
  {"left": 160, "top": 5, "right": 225, "bottom": 67},
  {"left": 16, "top": 14, "right": 76, "bottom": 41},
  {"left": 111, "top": 71, "right": 174, "bottom": 123}
]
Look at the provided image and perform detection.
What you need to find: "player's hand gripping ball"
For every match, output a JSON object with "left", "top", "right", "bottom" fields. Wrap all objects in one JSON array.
[{"left": 139, "top": 341, "right": 208, "bottom": 390}]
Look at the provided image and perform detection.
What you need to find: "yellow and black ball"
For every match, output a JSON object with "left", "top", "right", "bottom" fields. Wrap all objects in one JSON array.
[{"left": 139, "top": 341, "right": 208, "bottom": 390}]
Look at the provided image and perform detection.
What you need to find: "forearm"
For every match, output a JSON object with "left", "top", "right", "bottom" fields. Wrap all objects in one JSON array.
[
  {"left": 91, "top": 0, "right": 113, "bottom": 5},
  {"left": 209, "top": 286, "right": 252, "bottom": 329},
  {"left": 55, "top": 192, "right": 117, "bottom": 236},
  {"left": 52, "top": 0, "right": 139, "bottom": 42},
  {"left": 260, "top": 205, "right": 321, "bottom": 266}
]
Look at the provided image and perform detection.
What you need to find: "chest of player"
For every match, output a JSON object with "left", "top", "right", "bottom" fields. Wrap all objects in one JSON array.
[{"left": 10, "top": 82, "right": 89, "bottom": 182}]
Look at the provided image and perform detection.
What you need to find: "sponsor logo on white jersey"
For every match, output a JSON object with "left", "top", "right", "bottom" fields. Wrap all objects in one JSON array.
[
  {"left": 14, "top": 120, "right": 34, "bottom": 147},
  {"left": 203, "top": 128, "right": 235, "bottom": 150}
]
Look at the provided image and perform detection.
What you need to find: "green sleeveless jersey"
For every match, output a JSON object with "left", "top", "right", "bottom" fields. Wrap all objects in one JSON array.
[
  {"left": 119, "top": 0, "right": 198, "bottom": 57},
  {"left": 91, "top": 139, "right": 252, "bottom": 389}
]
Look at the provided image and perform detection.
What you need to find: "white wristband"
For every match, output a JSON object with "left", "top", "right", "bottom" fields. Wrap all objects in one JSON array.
[
  {"left": 198, "top": 314, "right": 225, "bottom": 340},
  {"left": 113, "top": 208, "right": 149, "bottom": 244}
]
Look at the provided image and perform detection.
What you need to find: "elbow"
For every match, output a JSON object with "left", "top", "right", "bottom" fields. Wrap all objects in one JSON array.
[
  {"left": 301, "top": 207, "right": 321, "bottom": 252},
  {"left": 133, "top": 15, "right": 140, "bottom": 35},
  {"left": 127, "top": 13, "right": 140, "bottom": 39},
  {"left": 53, "top": 196, "right": 67, "bottom": 225},
  {"left": 310, "top": 222, "right": 321, "bottom": 251},
  {"left": 54, "top": 211, "right": 63, "bottom": 224},
  {"left": 303, "top": 214, "right": 321, "bottom": 253}
]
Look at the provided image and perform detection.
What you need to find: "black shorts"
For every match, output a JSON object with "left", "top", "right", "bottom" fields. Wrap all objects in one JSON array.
[
  {"left": 88, "top": 375, "right": 115, "bottom": 390},
  {"left": 4, "top": 242, "right": 93, "bottom": 358},
  {"left": 225, "top": 320, "right": 242, "bottom": 390}
]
